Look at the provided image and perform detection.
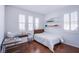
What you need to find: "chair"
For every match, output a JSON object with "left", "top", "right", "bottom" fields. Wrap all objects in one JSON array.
[{"left": 27, "top": 31, "right": 34, "bottom": 42}]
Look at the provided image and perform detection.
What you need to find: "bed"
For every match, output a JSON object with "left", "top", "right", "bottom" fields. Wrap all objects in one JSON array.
[{"left": 34, "top": 28, "right": 64, "bottom": 52}]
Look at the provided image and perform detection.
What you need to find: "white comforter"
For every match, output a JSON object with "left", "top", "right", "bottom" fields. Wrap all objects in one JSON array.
[{"left": 34, "top": 32, "right": 63, "bottom": 52}]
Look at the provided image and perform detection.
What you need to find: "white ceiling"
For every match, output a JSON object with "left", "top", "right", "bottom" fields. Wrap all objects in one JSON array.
[{"left": 11, "top": 5, "right": 67, "bottom": 15}]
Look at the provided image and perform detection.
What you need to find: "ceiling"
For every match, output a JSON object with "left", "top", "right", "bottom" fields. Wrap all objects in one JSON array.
[{"left": 11, "top": 5, "right": 67, "bottom": 15}]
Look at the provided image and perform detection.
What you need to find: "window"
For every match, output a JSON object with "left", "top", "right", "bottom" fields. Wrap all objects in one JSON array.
[
  {"left": 64, "top": 14, "right": 70, "bottom": 30},
  {"left": 19, "top": 14, "right": 25, "bottom": 31},
  {"left": 64, "top": 11, "right": 78, "bottom": 31},
  {"left": 35, "top": 17, "right": 39, "bottom": 29},
  {"left": 28, "top": 16, "right": 33, "bottom": 31},
  {"left": 71, "top": 11, "right": 78, "bottom": 31}
]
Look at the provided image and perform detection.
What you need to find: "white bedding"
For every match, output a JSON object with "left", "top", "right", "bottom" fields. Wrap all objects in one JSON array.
[
  {"left": 35, "top": 33, "right": 61, "bottom": 40},
  {"left": 34, "top": 32, "right": 63, "bottom": 52}
]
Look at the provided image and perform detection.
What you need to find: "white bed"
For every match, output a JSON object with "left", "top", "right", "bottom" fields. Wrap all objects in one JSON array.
[{"left": 34, "top": 32, "right": 63, "bottom": 52}]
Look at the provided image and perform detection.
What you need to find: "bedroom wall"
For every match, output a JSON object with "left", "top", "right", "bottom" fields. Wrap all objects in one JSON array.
[
  {"left": 5, "top": 5, "right": 45, "bottom": 35},
  {"left": 0, "top": 5, "right": 5, "bottom": 46},
  {"left": 45, "top": 5, "right": 79, "bottom": 48}
]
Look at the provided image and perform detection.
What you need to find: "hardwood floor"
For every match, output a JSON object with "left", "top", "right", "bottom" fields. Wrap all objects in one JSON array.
[
  {"left": 5, "top": 40, "right": 79, "bottom": 53},
  {"left": 54, "top": 43, "right": 79, "bottom": 53}
]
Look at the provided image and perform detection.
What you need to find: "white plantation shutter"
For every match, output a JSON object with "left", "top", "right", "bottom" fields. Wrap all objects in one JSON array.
[
  {"left": 35, "top": 17, "right": 39, "bottom": 29},
  {"left": 71, "top": 11, "right": 78, "bottom": 31},
  {"left": 64, "top": 11, "right": 78, "bottom": 31},
  {"left": 64, "top": 13, "right": 70, "bottom": 30},
  {"left": 19, "top": 14, "right": 25, "bottom": 31},
  {"left": 28, "top": 16, "right": 34, "bottom": 31}
]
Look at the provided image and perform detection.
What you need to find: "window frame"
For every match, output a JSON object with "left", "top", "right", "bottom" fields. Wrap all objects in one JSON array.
[
  {"left": 19, "top": 14, "right": 26, "bottom": 31},
  {"left": 64, "top": 13, "right": 70, "bottom": 30},
  {"left": 35, "top": 17, "right": 39, "bottom": 29},
  {"left": 64, "top": 11, "right": 78, "bottom": 31},
  {"left": 70, "top": 11, "right": 78, "bottom": 31},
  {"left": 28, "top": 15, "right": 34, "bottom": 31}
]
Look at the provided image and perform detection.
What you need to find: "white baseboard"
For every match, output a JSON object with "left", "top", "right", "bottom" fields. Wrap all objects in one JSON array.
[{"left": 63, "top": 42, "right": 79, "bottom": 48}]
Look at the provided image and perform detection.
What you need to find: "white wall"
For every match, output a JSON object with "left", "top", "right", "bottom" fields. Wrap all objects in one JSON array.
[
  {"left": 0, "top": 5, "right": 5, "bottom": 45},
  {"left": 5, "top": 6, "right": 45, "bottom": 35},
  {"left": 45, "top": 5, "right": 79, "bottom": 48}
]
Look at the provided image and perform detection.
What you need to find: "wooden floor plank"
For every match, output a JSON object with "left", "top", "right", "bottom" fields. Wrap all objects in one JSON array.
[{"left": 5, "top": 40, "right": 79, "bottom": 53}]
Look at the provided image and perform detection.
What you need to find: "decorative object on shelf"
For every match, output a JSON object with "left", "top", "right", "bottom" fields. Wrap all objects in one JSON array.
[
  {"left": 48, "top": 24, "right": 59, "bottom": 27},
  {"left": 45, "top": 24, "right": 60, "bottom": 28},
  {"left": 47, "top": 20, "right": 54, "bottom": 23},
  {"left": 45, "top": 25, "right": 47, "bottom": 27}
]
